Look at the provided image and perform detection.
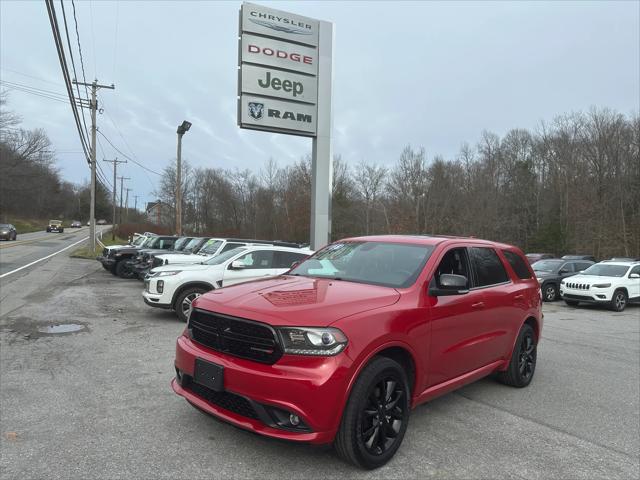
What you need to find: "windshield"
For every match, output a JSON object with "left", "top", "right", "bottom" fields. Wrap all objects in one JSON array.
[
  {"left": 199, "top": 239, "right": 223, "bottom": 255},
  {"left": 143, "top": 237, "right": 160, "bottom": 248},
  {"left": 532, "top": 260, "right": 563, "bottom": 272},
  {"left": 0, "top": 224, "right": 10, "bottom": 228},
  {"left": 132, "top": 236, "right": 146, "bottom": 246},
  {"left": 289, "top": 241, "right": 435, "bottom": 288},
  {"left": 184, "top": 238, "right": 203, "bottom": 250},
  {"left": 173, "top": 237, "right": 190, "bottom": 251},
  {"left": 202, "top": 247, "right": 247, "bottom": 265},
  {"left": 581, "top": 264, "right": 629, "bottom": 277}
]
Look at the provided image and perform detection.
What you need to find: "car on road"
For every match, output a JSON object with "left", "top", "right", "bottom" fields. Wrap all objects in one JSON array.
[
  {"left": 0, "top": 223, "right": 17, "bottom": 241},
  {"left": 144, "top": 245, "right": 313, "bottom": 321},
  {"left": 70, "top": 220, "right": 82, "bottom": 228},
  {"left": 560, "top": 260, "right": 640, "bottom": 311},
  {"left": 97, "top": 219, "right": 108, "bottom": 225},
  {"left": 526, "top": 253, "right": 554, "bottom": 264},
  {"left": 46, "top": 220, "right": 64, "bottom": 233},
  {"left": 532, "top": 258, "right": 594, "bottom": 301},
  {"left": 171, "top": 235, "right": 542, "bottom": 468}
]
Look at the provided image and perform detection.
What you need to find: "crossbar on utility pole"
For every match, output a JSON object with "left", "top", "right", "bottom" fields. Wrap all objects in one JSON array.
[
  {"left": 103, "top": 157, "right": 126, "bottom": 240},
  {"left": 74, "top": 79, "right": 114, "bottom": 252},
  {"left": 118, "top": 176, "right": 130, "bottom": 226}
]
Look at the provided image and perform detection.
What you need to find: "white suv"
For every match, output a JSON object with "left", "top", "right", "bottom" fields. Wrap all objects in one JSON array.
[
  {"left": 143, "top": 245, "right": 313, "bottom": 321},
  {"left": 560, "top": 261, "right": 640, "bottom": 311}
]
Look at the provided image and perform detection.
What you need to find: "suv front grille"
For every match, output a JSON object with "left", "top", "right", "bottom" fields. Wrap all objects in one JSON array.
[
  {"left": 183, "top": 375, "right": 259, "bottom": 420},
  {"left": 188, "top": 310, "right": 282, "bottom": 364},
  {"left": 566, "top": 282, "right": 590, "bottom": 290}
]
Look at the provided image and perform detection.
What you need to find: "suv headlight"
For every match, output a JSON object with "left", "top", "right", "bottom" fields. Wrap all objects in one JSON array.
[
  {"left": 156, "top": 270, "right": 181, "bottom": 277},
  {"left": 277, "top": 327, "right": 347, "bottom": 356},
  {"left": 592, "top": 283, "right": 611, "bottom": 288}
]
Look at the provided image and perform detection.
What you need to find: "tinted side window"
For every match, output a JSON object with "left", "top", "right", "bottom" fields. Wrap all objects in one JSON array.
[
  {"left": 159, "top": 238, "right": 176, "bottom": 249},
  {"left": 221, "top": 242, "right": 245, "bottom": 253},
  {"left": 470, "top": 247, "right": 509, "bottom": 287},
  {"left": 502, "top": 250, "right": 532, "bottom": 279},
  {"left": 577, "top": 262, "right": 592, "bottom": 272},
  {"left": 630, "top": 266, "right": 640, "bottom": 276},
  {"left": 561, "top": 263, "right": 575, "bottom": 273},
  {"left": 274, "top": 251, "right": 309, "bottom": 269},
  {"left": 237, "top": 250, "right": 273, "bottom": 269},
  {"left": 434, "top": 248, "right": 471, "bottom": 288}
]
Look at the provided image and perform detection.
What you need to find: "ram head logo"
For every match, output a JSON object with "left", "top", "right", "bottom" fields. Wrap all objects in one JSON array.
[{"left": 248, "top": 102, "right": 264, "bottom": 120}]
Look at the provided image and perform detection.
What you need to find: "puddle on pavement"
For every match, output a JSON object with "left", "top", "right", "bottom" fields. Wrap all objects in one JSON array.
[
  {"left": 37, "top": 323, "right": 86, "bottom": 334},
  {"left": 1, "top": 317, "right": 89, "bottom": 342}
]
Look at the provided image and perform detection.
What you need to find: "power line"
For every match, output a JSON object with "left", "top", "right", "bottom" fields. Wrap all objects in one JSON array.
[
  {"left": 59, "top": 0, "right": 91, "bottom": 143},
  {"left": 0, "top": 67, "right": 64, "bottom": 87},
  {"left": 71, "top": 0, "right": 90, "bottom": 103},
  {"left": 44, "top": 0, "right": 91, "bottom": 164},
  {"left": 96, "top": 129, "right": 163, "bottom": 176}
]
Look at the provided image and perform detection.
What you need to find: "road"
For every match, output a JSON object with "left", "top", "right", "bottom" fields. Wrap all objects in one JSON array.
[
  {"left": 0, "top": 225, "right": 110, "bottom": 277},
  {"left": 0, "top": 256, "right": 638, "bottom": 479}
]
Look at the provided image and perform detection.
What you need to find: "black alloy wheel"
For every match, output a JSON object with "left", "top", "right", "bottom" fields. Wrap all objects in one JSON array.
[
  {"left": 611, "top": 290, "right": 627, "bottom": 312},
  {"left": 115, "top": 261, "right": 136, "bottom": 279},
  {"left": 497, "top": 323, "right": 537, "bottom": 388},
  {"left": 175, "top": 287, "right": 207, "bottom": 322},
  {"left": 543, "top": 283, "right": 557, "bottom": 302},
  {"left": 334, "top": 357, "right": 410, "bottom": 469}
]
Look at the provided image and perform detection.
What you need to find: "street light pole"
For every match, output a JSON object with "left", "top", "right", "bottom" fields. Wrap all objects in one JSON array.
[{"left": 175, "top": 120, "right": 191, "bottom": 236}]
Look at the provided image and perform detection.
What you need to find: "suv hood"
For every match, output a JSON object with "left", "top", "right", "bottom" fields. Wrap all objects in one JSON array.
[
  {"left": 158, "top": 253, "right": 212, "bottom": 265},
  {"left": 151, "top": 263, "right": 214, "bottom": 274},
  {"left": 193, "top": 275, "right": 401, "bottom": 328},
  {"left": 563, "top": 274, "right": 617, "bottom": 283}
]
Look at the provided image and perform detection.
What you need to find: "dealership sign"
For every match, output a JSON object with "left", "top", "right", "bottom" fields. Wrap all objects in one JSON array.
[{"left": 238, "top": 2, "right": 325, "bottom": 137}]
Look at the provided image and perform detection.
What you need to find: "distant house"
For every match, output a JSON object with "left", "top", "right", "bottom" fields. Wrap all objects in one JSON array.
[{"left": 146, "top": 201, "right": 172, "bottom": 226}]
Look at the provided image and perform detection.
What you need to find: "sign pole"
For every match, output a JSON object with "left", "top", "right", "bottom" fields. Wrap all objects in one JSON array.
[{"left": 311, "top": 20, "right": 334, "bottom": 251}]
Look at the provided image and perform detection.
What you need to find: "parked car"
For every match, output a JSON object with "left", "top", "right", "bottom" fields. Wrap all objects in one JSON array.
[
  {"left": 130, "top": 236, "right": 195, "bottom": 279},
  {"left": 101, "top": 235, "right": 179, "bottom": 278},
  {"left": 532, "top": 258, "right": 595, "bottom": 301},
  {"left": 605, "top": 257, "right": 640, "bottom": 262},
  {"left": 154, "top": 238, "right": 306, "bottom": 268},
  {"left": 97, "top": 234, "right": 156, "bottom": 268},
  {"left": 46, "top": 220, "right": 64, "bottom": 233},
  {"left": 526, "top": 253, "right": 554, "bottom": 264},
  {"left": 171, "top": 235, "right": 542, "bottom": 468},
  {"left": 97, "top": 219, "right": 108, "bottom": 225},
  {"left": 70, "top": 220, "right": 82, "bottom": 228},
  {"left": 0, "top": 223, "right": 17, "bottom": 241},
  {"left": 144, "top": 245, "right": 313, "bottom": 321},
  {"left": 560, "top": 260, "right": 640, "bottom": 311},
  {"left": 561, "top": 254, "right": 597, "bottom": 263},
  {"left": 146, "top": 237, "right": 211, "bottom": 270}
]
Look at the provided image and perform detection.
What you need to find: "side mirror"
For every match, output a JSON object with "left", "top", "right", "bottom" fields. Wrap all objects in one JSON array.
[
  {"left": 559, "top": 269, "right": 569, "bottom": 274},
  {"left": 429, "top": 274, "right": 469, "bottom": 296},
  {"left": 630, "top": 273, "right": 640, "bottom": 279},
  {"left": 230, "top": 260, "right": 246, "bottom": 270}
]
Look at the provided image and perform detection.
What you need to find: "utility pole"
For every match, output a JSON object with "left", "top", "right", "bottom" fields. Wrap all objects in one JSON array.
[
  {"left": 134, "top": 195, "right": 139, "bottom": 213},
  {"left": 125, "top": 188, "right": 132, "bottom": 222},
  {"left": 176, "top": 121, "right": 192, "bottom": 236},
  {"left": 103, "top": 157, "right": 126, "bottom": 240},
  {"left": 73, "top": 79, "right": 114, "bottom": 252},
  {"left": 118, "top": 175, "right": 130, "bottom": 225}
]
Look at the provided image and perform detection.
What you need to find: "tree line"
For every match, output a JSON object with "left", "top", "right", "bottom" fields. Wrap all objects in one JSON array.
[
  {"left": 0, "top": 92, "right": 112, "bottom": 223},
  {"left": 157, "top": 107, "right": 639, "bottom": 258}
]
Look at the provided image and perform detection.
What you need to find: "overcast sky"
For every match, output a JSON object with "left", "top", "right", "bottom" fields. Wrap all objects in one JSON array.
[{"left": 1, "top": 1, "right": 638, "bottom": 208}]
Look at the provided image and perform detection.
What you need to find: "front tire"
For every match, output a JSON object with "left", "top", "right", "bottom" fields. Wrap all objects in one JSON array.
[
  {"left": 334, "top": 357, "right": 410, "bottom": 469},
  {"left": 497, "top": 323, "right": 537, "bottom": 388},
  {"left": 610, "top": 290, "right": 627, "bottom": 312},
  {"left": 175, "top": 287, "right": 208, "bottom": 322},
  {"left": 542, "top": 283, "right": 557, "bottom": 302},
  {"left": 115, "top": 260, "right": 135, "bottom": 279}
]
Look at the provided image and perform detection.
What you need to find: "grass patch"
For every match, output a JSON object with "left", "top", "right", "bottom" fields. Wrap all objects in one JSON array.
[
  {"left": 10, "top": 219, "right": 50, "bottom": 234},
  {"left": 70, "top": 235, "right": 127, "bottom": 260}
]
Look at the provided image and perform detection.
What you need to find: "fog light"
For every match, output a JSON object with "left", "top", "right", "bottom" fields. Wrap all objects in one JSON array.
[
  {"left": 289, "top": 414, "right": 300, "bottom": 426},
  {"left": 157, "top": 280, "right": 164, "bottom": 293}
]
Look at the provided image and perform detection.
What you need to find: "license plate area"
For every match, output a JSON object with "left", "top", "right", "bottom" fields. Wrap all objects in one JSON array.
[{"left": 193, "top": 358, "right": 224, "bottom": 392}]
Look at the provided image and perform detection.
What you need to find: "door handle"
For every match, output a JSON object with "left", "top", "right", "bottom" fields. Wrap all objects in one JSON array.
[
  {"left": 471, "top": 302, "right": 485, "bottom": 308},
  {"left": 514, "top": 294, "right": 524, "bottom": 300}
]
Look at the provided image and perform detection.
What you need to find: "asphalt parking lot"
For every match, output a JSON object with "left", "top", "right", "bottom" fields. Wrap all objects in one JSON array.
[{"left": 1, "top": 255, "right": 639, "bottom": 479}]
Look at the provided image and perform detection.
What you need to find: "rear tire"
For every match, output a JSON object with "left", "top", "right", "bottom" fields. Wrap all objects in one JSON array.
[
  {"left": 497, "top": 323, "right": 537, "bottom": 388},
  {"left": 175, "top": 287, "right": 208, "bottom": 322},
  {"left": 610, "top": 290, "right": 627, "bottom": 312},
  {"left": 334, "top": 357, "right": 410, "bottom": 469}
]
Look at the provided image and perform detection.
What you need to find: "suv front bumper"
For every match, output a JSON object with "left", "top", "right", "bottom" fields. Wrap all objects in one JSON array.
[
  {"left": 173, "top": 334, "right": 352, "bottom": 444},
  {"left": 560, "top": 286, "right": 614, "bottom": 303}
]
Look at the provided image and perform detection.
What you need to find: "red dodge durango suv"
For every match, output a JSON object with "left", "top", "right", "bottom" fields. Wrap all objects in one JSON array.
[{"left": 172, "top": 235, "right": 542, "bottom": 468}]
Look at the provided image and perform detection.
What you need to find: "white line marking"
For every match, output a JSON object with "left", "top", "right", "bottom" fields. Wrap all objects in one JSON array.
[{"left": 0, "top": 236, "right": 89, "bottom": 279}]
